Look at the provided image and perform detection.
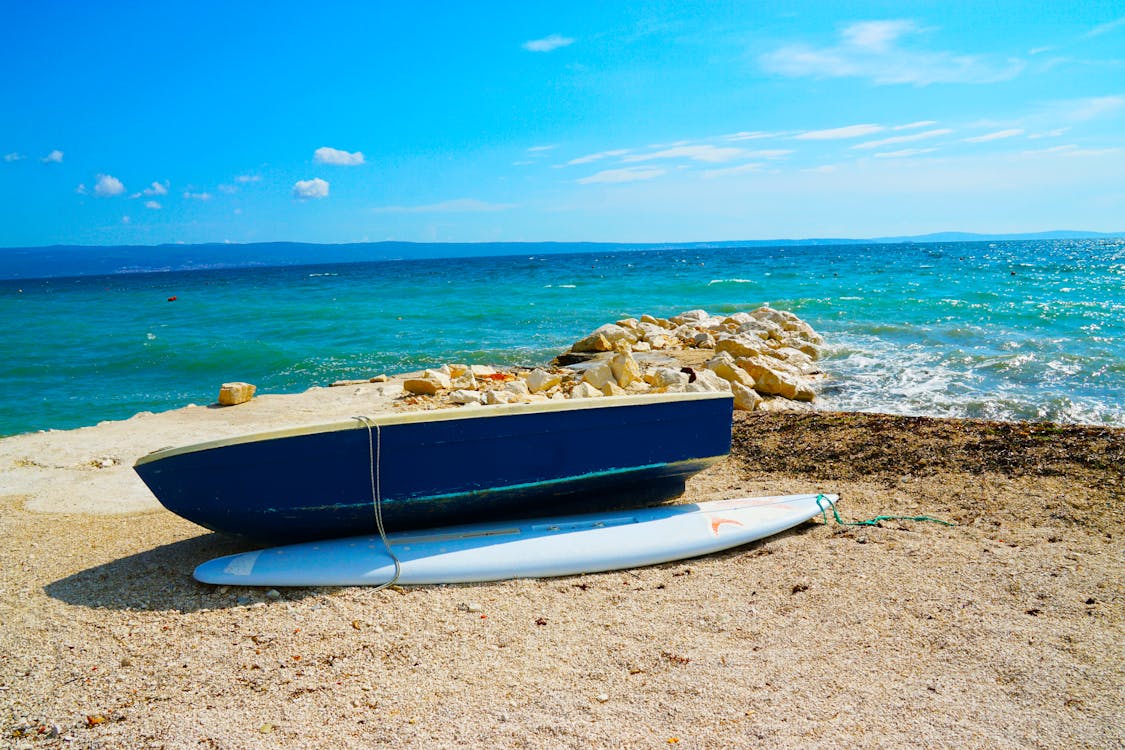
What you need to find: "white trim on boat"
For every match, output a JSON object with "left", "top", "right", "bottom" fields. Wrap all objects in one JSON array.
[{"left": 135, "top": 391, "right": 732, "bottom": 466}]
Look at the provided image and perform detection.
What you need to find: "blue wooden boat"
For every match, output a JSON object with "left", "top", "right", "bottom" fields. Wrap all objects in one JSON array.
[{"left": 134, "top": 392, "right": 733, "bottom": 544}]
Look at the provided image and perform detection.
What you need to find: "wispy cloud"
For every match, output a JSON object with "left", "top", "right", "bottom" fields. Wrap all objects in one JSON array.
[
  {"left": 235, "top": 174, "right": 261, "bottom": 183},
  {"left": 93, "top": 174, "right": 125, "bottom": 197},
  {"left": 184, "top": 191, "right": 213, "bottom": 201},
  {"left": 1023, "top": 144, "right": 1121, "bottom": 158},
  {"left": 1060, "top": 95, "right": 1125, "bottom": 121},
  {"left": 761, "top": 19, "right": 1024, "bottom": 85},
  {"left": 622, "top": 144, "right": 744, "bottom": 163},
  {"left": 292, "top": 178, "right": 329, "bottom": 200},
  {"left": 314, "top": 147, "right": 365, "bottom": 166},
  {"left": 1086, "top": 17, "right": 1125, "bottom": 37},
  {"left": 41, "top": 149, "right": 64, "bottom": 164},
  {"left": 523, "top": 34, "right": 574, "bottom": 52},
  {"left": 874, "top": 148, "right": 937, "bottom": 158},
  {"left": 702, "top": 163, "right": 766, "bottom": 179},
  {"left": 796, "top": 124, "right": 884, "bottom": 140},
  {"left": 894, "top": 120, "right": 938, "bottom": 130},
  {"left": 567, "top": 149, "right": 631, "bottom": 166},
  {"left": 143, "top": 180, "right": 169, "bottom": 196},
  {"left": 723, "top": 131, "right": 774, "bottom": 142},
  {"left": 3, "top": 152, "right": 24, "bottom": 162},
  {"left": 527, "top": 145, "right": 557, "bottom": 153},
  {"left": 963, "top": 128, "right": 1024, "bottom": 143},
  {"left": 853, "top": 128, "right": 952, "bottom": 150},
  {"left": 144, "top": 200, "right": 161, "bottom": 210},
  {"left": 372, "top": 198, "right": 516, "bottom": 214},
  {"left": 577, "top": 167, "right": 665, "bottom": 184}
]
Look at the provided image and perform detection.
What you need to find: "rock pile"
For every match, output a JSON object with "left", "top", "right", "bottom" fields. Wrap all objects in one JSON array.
[{"left": 391, "top": 307, "right": 824, "bottom": 412}]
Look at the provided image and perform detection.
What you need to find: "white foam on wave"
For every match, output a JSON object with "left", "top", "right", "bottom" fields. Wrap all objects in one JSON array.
[
  {"left": 707, "top": 278, "right": 756, "bottom": 286},
  {"left": 816, "top": 332, "right": 1125, "bottom": 425}
]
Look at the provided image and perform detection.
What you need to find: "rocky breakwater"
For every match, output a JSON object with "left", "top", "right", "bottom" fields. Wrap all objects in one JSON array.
[
  {"left": 559, "top": 307, "right": 825, "bottom": 411},
  {"left": 389, "top": 306, "right": 824, "bottom": 413}
]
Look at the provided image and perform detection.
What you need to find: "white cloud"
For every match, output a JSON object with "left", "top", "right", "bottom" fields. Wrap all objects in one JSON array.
[
  {"left": 873, "top": 148, "right": 938, "bottom": 158},
  {"left": 218, "top": 184, "right": 238, "bottom": 194},
  {"left": 121, "top": 215, "right": 130, "bottom": 224},
  {"left": 292, "top": 178, "right": 329, "bottom": 200},
  {"left": 184, "top": 191, "right": 213, "bottom": 201},
  {"left": 1086, "top": 17, "right": 1125, "bottom": 37},
  {"left": 41, "top": 149, "right": 64, "bottom": 164},
  {"left": 702, "top": 163, "right": 765, "bottom": 179},
  {"left": 527, "top": 145, "right": 557, "bottom": 153},
  {"left": 963, "top": 128, "right": 1024, "bottom": 143},
  {"left": 143, "top": 180, "right": 169, "bottom": 196},
  {"left": 853, "top": 128, "right": 952, "bottom": 149},
  {"left": 743, "top": 149, "right": 794, "bottom": 159},
  {"left": 761, "top": 19, "right": 1024, "bottom": 85},
  {"left": 796, "top": 124, "right": 884, "bottom": 140},
  {"left": 372, "top": 198, "right": 515, "bottom": 214},
  {"left": 567, "top": 149, "right": 631, "bottom": 165},
  {"left": 1022, "top": 144, "right": 1122, "bottom": 158},
  {"left": 94, "top": 174, "right": 125, "bottom": 197},
  {"left": 314, "top": 147, "right": 365, "bottom": 166},
  {"left": 1061, "top": 95, "right": 1125, "bottom": 122},
  {"left": 144, "top": 200, "right": 161, "bottom": 209},
  {"left": 577, "top": 167, "right": 665, "bottom": 184},
  {"left": 723, "top": 131, "right": 774, "bottom": 141},
  {"left": 3, "top": 152, "right": 24, "bottom": 162},
  {"left": 235, "top": 174, "right": 261, "bottom": 183},
  {"left": 623, "top": 145, "right": 745, "bottom": 163},
  {"left": 523, "top": 34, "right": 574, "bottom": 52},
  {"left": 893, "top": 120, "right": 938, "bottom": 130},
  {"left": 75, "top": 184, "right": 87, "bottom": 195}
]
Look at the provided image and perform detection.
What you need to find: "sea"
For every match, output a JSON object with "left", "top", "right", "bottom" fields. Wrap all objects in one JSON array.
[{"left": 1, "top": 239, "right": 1122, "bottom": 437}]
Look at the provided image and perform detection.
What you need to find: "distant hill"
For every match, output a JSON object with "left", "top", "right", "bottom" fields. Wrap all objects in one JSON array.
[{"left": 0, "top": 231, "right": 1120, "bottom": 281}]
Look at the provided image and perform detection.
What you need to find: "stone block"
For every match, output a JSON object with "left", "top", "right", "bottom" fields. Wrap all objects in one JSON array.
[{"left": 218, "top": 382, "right": 256, "bottom": 406}]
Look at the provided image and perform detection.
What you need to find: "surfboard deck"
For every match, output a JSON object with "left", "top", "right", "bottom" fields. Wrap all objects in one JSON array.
[{"left": 193, "top": 493, "right": 838, "bottom": 587}]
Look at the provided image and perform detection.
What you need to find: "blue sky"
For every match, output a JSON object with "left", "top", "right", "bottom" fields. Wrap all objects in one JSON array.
[{"left": 2, "top": 1, "right": 1124, "bottom": 247}]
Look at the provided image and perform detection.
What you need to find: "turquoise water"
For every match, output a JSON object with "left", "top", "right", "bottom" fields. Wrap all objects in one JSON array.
[{"left": 1, "top": 239, "right": 1122, "bottom": 436}]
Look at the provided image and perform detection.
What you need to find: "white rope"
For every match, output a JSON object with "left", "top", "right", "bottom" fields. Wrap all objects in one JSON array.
[{"left": 353, "top": 415, "right": 402, "bottom": 589}]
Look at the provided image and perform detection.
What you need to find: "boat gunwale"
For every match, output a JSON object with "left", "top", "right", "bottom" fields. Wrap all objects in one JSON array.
[{"left": 134, "top": 391, "right": 733, "bottom": 467}]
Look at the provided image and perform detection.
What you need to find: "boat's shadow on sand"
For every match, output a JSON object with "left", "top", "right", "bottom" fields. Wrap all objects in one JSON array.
[
  {"left": 43, "top": 534, "right": 325, "bottom": 613},
  {"left": 43, "top": 522, "right": 817, "bottom": 613}
]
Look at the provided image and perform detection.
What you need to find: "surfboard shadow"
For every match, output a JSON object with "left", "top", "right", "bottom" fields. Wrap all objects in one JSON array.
[{"left": 43, "top": 534, "right": 323, "bottom": 612}]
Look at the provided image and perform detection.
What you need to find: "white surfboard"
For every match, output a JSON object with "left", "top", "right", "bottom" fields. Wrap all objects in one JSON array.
[{"left": 193, "top": 493, "right": 838, "bottom": 587}]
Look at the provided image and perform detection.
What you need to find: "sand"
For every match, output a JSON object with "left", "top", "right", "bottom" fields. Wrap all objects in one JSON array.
[{"left": 1, "top": 385, "right": 1122, "bottom": 749}]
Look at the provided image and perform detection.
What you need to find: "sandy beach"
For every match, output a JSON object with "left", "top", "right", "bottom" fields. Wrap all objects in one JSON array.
[{"left": 1, "top": 381, "right": 1122, "bottom": 749}]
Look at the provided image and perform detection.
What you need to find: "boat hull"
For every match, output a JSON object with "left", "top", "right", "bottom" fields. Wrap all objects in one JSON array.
[{"left": 134, "top": 392, "right": 733, "bottom": 543}]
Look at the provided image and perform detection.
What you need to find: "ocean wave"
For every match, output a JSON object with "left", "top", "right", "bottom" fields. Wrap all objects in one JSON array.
[{"left": 707, "top": 278, "right": 757, "bottom": 286}]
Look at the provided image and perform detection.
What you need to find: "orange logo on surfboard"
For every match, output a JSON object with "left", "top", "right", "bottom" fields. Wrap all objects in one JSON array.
[{"left": 708, "top": 515, "right": 744, "bottom": 535}]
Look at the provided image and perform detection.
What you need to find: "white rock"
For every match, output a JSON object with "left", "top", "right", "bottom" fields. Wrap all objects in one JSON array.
[
  {"left": 714, "top": 334, "right": 768, "bottom": 359},
  {"left": 421, "top": 369, "right": 452, "bottom": 389},
  {"left": 218, "top": 381, "right": 256, "bottom": 406},
  {"left": 610, "top": 350, "right": 642, "bottom": 387},
  {"left": 569, "top": 382, "right": 604, "bottom": 399},
  {"left": 449, "top": 389, "right": 483, "bottom": 405},
  {"left": 470, "top": 365, "right": 497, "bottom": 377},
  {"left": 671, "top": 309, "right": 709, "bottom": 325},
  {"left": 403, "top": 378, "right": 442, "bottom": 395},
  {"left": 526, "top": 368, "right": 561, "bottom": 393},
  {"left": 503, "top": 380, "right": 530, "bottom": 397},
  {"left": 690, "top": 368, "right": 731, "bottom": 392},
  {"left": 731, "top": 381, "right": 764, "bottom": 411},
  {"left": 582, "top": 361, "right": 615, "bottom": 389},
  {"left": 647, "top": 367, "right": 690, "bottom": 389},
  {"left": 483, "top": 390, "right": 519, "bottom": 405}
]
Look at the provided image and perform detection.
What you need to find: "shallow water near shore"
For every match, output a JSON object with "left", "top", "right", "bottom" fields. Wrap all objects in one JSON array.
[{"left": 1, "top": 238, "right": 1122, "bottom": 435}]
